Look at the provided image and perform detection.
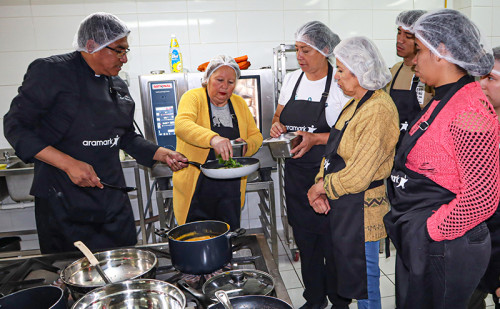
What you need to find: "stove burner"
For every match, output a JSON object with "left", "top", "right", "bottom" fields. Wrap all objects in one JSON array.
[{"left": 0, "top": 258, "right": 60, "bottom": 296}]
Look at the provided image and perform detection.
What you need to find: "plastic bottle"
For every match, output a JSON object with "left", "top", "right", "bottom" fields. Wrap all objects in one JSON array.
[{"left": 169, "top": 34, "right": 183, "bottom": 73}]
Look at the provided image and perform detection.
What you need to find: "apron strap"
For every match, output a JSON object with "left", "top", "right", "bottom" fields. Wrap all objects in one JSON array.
[{"left": 389, "top": 62, "right": 404, "bottom": 93}]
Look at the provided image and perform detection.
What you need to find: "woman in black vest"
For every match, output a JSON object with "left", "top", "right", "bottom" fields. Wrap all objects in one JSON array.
[{"left": 271, "top": 21, "right": 350, "bottom": 309}]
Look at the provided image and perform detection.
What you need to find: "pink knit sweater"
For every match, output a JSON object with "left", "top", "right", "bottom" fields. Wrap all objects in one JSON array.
[{"left": 407, "top": 81, "right": 500, "bottom": 241}]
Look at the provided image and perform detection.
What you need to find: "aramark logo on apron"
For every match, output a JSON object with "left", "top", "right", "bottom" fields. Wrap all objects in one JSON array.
[
  {"left": 82, "top": 135, "right": 120, "bottom": 147},
  {"left": 391, "top": 174, "right": 409, "bottom": 189},
  {"left": 286, "top": 125, "right": 317, "bottom": 133}
]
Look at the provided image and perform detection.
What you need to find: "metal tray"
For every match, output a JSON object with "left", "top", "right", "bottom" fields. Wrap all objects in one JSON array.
[{"left": 262, "top": 133, "right": 301, "bottom": 159}]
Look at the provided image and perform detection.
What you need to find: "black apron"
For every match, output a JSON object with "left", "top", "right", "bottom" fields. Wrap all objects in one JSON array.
[
  {"left": 37, "top": 65, "right": 137, "bottom": 253},
  {"left": 384, "top": 76, "right": 474, "bottom": 308},
  {"left": 323, "top": 90, "right": 383, "bottom": 300},
  {"left": 279, "top": 64, "right": 333, "bottom": 234},
  {"left": 186, "top": 90, "right": 242, "bottom": 230},
  {"left": 389, "top": 63, "right": 423, "bottom": 148}
]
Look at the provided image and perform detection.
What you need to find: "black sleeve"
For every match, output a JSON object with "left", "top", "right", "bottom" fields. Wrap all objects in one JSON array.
[{"left": 3, "top": 58, "right": 79, "bottom": 162}]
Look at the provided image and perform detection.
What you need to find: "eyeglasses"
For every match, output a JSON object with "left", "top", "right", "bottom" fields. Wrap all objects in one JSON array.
[{"left": 105, "top": 46, "right": 130, "bottom": 58}]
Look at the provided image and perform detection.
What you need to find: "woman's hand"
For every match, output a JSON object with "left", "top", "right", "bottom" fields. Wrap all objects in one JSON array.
[
  {"left": 310, "top": 194, "right": 330, "bottom": 214},
  {"left": 210, "top": 136, "right": 232, "bottom": 160},
  {"left": 291, "top": 131, "right": 316, "bottom": 159},
  {"left": 307, "top": 178, "right": 326, "bottom": 204},
  {"left": 153, "top": 147, "right": 188, "bottom": 171},
  {"left": 270, "top": 122, "right": 287, "bottom": 138},
  {"left": 235, "top": 137, "right": 247, "bottom": 156}
]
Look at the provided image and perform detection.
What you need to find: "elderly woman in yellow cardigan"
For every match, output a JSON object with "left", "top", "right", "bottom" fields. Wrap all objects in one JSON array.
[{"left": 173, "top": 55, "right": 263, "bottom": 230}]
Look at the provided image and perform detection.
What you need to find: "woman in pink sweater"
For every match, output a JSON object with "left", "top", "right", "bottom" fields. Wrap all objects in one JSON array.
[{"left": 384, "top": 9, "right": 500, "bottom": 309}]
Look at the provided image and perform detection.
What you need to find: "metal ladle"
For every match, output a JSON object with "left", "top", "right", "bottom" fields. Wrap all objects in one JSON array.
[
  {"left": 74, "top": 241, "right": 112, "bottom": 284},
  {"left": 215, "top": 290, "right": 234, "bottom": 309}
]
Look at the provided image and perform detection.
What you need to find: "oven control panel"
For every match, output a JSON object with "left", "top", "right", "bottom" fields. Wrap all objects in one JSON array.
[{"left": 149, "top": 80, "right": 178, "bottom": 150}]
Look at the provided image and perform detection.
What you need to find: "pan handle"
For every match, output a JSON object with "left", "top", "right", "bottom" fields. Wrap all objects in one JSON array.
[
  {"left": 227, "top": 228, "right": 246, "bottom": 239},
  {"left": 177, "top": 279, "right": 214, "bottom": 308},
  {"left": 187, "top": 161, "right": 202, "bottom": 169}
]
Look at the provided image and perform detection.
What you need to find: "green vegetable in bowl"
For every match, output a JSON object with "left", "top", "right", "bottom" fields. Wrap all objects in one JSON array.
[{"left": 217, "top": 155, "right": 243, "bottom": 168}]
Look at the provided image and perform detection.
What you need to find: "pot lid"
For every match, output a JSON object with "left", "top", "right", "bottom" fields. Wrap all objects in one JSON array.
[{"left": 202, "top": 269, "right": 274, "bottom": 299}]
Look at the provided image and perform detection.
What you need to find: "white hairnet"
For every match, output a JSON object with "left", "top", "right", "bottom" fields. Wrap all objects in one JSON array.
[
  {"left": 334, "top": 36, "right": 392, "bottom": 91},
  {"left": 413, "top": 9, "right": 493, "bottom": 76},
  {"left": 491, "top": 46, "right": 500, "bottom": 76},
  {"left": 73, "top": 12, "right": 130, "bottom": 54},
  {"left": 202, "top": 55, "right": 241, "bottom": 87},
  {"left": 295, "top": 21, "right": 340, "bottom": 57},
  {"left": 396, "top": 10, "right": 427, "bottom": 31}
]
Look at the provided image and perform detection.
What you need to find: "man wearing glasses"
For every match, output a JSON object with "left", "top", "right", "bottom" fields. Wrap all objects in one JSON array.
[{"left": 3, "top": 12, "right": 188, "bottom": 253}]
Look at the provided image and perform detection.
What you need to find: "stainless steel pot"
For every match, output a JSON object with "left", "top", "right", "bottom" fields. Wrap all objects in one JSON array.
[
  {"left": 262, "top": 132, "right": 302, "bottom": 158},
  {"left": 208, "top": 295, "right": 293, "bottom": 309},
  {"left": 61, "top": 248, "right": 157, "bottom": 300},
  {"left": 187, "top": 157, "right": 260, "bottom": 179},
  {"left": 71, "top": 279, "right": 185, "bottom": 309},
  {"left": 202, "top": 269, "right": 274, "bottom": 300}
]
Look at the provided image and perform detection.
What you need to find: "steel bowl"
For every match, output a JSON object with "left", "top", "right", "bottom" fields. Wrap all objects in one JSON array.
[
  {"left": 71, "top": 279, "right": 186, "bottom": 309},
  {"left": 61, "top": 248, "right": 157, "bottom": 300}
]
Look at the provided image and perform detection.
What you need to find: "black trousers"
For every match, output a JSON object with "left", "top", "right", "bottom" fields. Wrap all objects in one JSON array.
[{"left": 293, "top": 226, "right": 351, "bottom": 308}]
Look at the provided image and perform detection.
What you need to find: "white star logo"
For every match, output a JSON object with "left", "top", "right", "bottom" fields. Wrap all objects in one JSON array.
[
  {"left": 110, "top": 135, "right": 120, "bottom": 148},
  {"left": 307, "top": 125, "right": 317, "bottom": 133},
  {"left": 324, "top": 159, "right": 330, "bottom": 171},
  {"left": 400, "top": 121, "right": 409, "bottom": 132},
  {"left": 396, "top": 175, "right": 408, "bottom": 189}
]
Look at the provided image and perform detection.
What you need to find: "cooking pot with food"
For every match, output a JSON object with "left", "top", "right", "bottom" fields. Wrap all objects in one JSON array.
[
  {"left": 161, "top": 220, "right": 245, "bottom": 274},
  {"left": 61, "top": 248, "right": 157, "bottom": 300}
]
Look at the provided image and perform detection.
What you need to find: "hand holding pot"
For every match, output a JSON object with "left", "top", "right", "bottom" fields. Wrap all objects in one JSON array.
[
  {"left": 153, "top": 147, "right": 188, "bottom": 171},
  {"left": 270, "top": 122, "right": 286, "bottom": 138}
]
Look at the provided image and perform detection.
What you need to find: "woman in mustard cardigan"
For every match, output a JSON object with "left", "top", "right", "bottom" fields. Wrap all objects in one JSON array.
[{"left": 173, "top": 55, "right": 263, "bottom": 230}]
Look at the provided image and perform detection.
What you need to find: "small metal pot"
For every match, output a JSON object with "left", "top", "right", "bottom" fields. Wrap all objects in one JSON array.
[
  {"left": 61, "top": 248, "right": 157, "bottom": 300},
  {"left": 202, "top": 269, "right": 274, "bottom": 300},
  {"left": 0, "top": 286, "right": 66, "bottom": 309},
  {"left": 166, "top": 221, "right": 245, "bottom": 274},
  {"left": 262, "top": 132, "right": 302, "bottom": 159},
  {"left": 71, "top": 279, "right": 185, "bottom": 309}
]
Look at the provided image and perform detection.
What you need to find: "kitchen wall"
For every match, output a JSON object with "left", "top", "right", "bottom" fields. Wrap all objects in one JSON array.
[{"left": 2, "top": 0, "right": 500, "bottom": 150}]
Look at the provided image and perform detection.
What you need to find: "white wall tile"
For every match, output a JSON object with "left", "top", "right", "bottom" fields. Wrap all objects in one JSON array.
[
  {"left": 237, "top": 11, "right": 284, "bottom": 42},
  {"left": 0, "top": 0, "right": 31, "bottom": 18},
  {"left": 137, "top": 13, "right": 189, "bottom": 46},
  {"left": 238, "top": 41, "right": 280, "bottom": 69},
  {"left": 458, "top": 6, "right": 472, "bottom": 17},
  {"left": 236, "top": 0, "right": 283, "bottom": 11},
  {"left": 413, "top": 0, "right": 446, "bottom": 10},
  {"left": 0, "top": 85, "right": 18, "bottom": 115},
  {"left": 193, "top": 11, "right": 237, "bottom": 43},
  {"left": 0, "top": 17, "right": 36, "bottom": 52},
  {"left": 31, "top": 0, "right": 85, "bottom": 16},
  {"left": 372, "top": 0, "right": 413, "bottom": 10},
  {"left": 33, "top": 16, "right": 84, "bottom": 51},
  {"left": 494, "top": 0, "right": 500, "bottom": 6},
  {"left": 140, "top": 46, "right": 171, "bottom": 73},
  {"left": 453, "top": 0, "right": 472, "bottom": 9},
  {"left": 187, "top": 0, "right": 236, "bottom": 12},
  {"left": 188, "top": 42, "right": 238, "bottom": 70},
  {"left": 331, "top": 10, "right": 373, "bottom": 38},
  {"left": 492, "top": 7, "right": 500, "bottom": 36},
  {"left": 137, "top": 0, "right": 188, "bottom": 13},
  {"left": 330, "top": 0, "right": 373, "bottom": 10},
  {"left": 374, "top": 39, "right": 399, "bottom": 70},
  {"left": 284, "top": 0, "right": 329, "bottom": 10},
  {"left": 83, "top": 0, "right": 137, "bottom": 15},
  {"left": 471, "top": 6, "right": 493, "bottom": 37},
  {"left": 283, "top": 11, "right": 329, "bottom": 41},
  {"left": 473, "top": 0, "right": 493, "bottom": 6},
  {"left": 373, "top": 10, "right": 400, "bottom": 39}
]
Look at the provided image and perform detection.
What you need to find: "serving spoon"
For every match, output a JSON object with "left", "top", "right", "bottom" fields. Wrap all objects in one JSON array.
[{"left": 74, "top": 241, "right": 112, "bottom": 284}]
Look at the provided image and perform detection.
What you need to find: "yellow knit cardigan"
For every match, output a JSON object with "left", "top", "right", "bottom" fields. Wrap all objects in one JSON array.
[
  {"left": 173, "top": 87, "right": 263, "bottom": 225},
  {"left": 316, "top": 90, "right": 400, "bottom": 241}
]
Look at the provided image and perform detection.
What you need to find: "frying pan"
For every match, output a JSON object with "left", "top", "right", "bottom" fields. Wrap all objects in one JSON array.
[{"left": 188, "top": 157, "right": 259, "bottom": 179}]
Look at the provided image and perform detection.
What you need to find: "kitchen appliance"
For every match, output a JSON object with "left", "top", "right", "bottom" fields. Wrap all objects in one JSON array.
[
  {"left": 0, "top": 232, "right": 290, "bottom": 308},
  {"left": 138, "top": 69, "right": 276, "bottom": 178}
]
